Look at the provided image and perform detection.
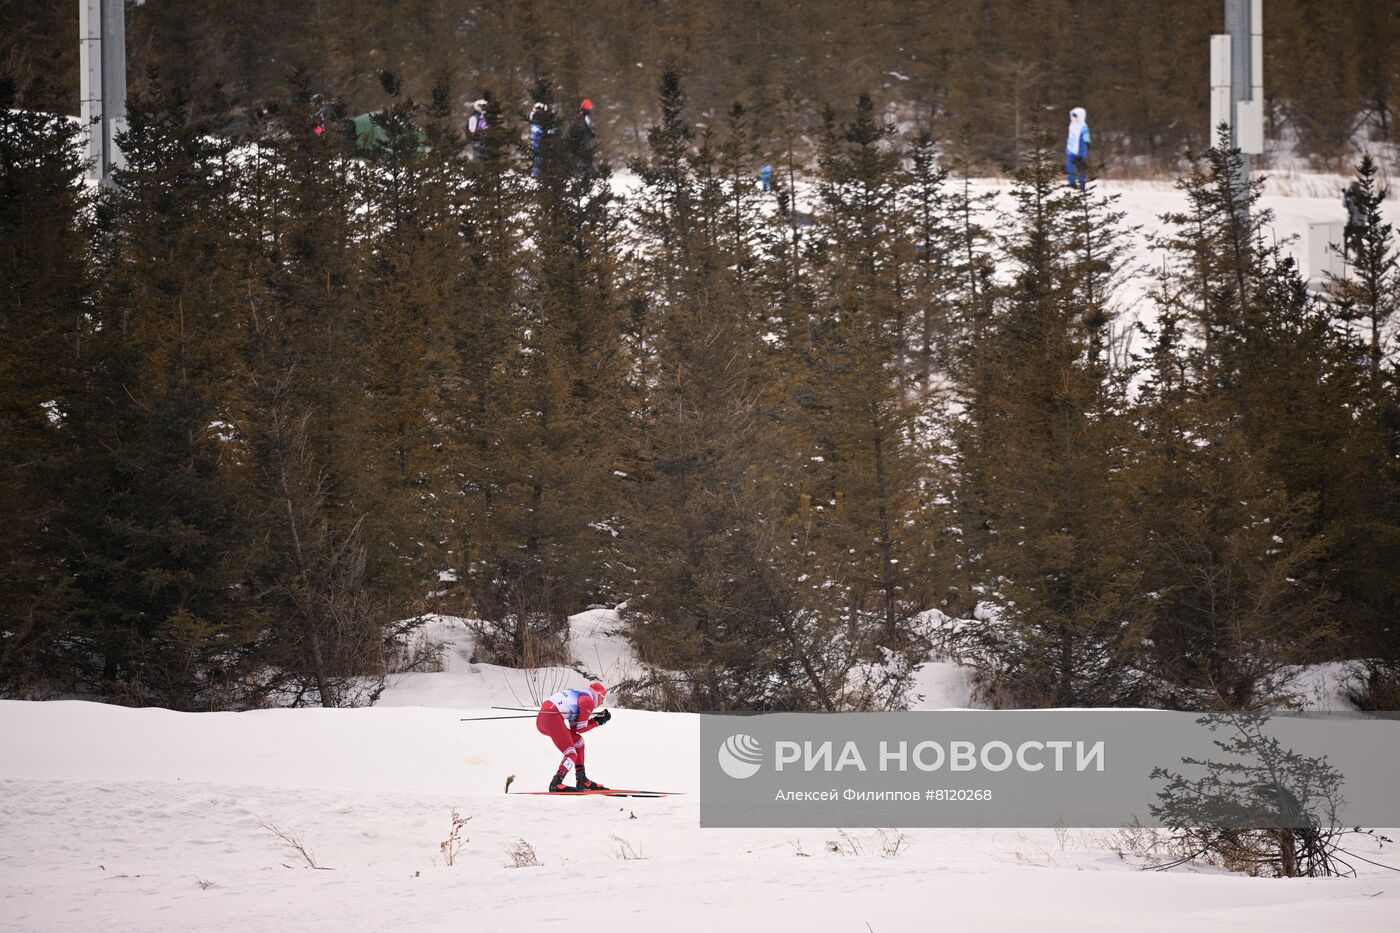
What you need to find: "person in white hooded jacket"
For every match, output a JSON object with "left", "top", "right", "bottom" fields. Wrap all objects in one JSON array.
[{"left": 1066, "top": 107, "right": 1091, "bottom": 188}]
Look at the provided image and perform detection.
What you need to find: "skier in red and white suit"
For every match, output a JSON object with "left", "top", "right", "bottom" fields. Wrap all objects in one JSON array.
[{"left": 538, "top": 681, "right": 611, "bottom": 792}]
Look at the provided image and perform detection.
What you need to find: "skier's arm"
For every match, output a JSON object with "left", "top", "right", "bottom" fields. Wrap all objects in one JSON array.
[
  {"left": 572, "top": 693, "right": 610, "bottom": 732},
  {"left": 572, "top": 691, "right": 598, "bottom": 732}
]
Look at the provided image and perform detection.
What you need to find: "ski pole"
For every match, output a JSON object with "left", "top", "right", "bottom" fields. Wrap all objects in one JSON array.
[{"left": 459, "top": 710, "right": 566, "bottom": 721}]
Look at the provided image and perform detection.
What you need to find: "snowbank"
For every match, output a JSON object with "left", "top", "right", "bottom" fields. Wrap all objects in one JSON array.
[
  {"left": 379, "top": 609, "right": 643, "bottom": 710},
  {"left": 3, "top": 696, "right": 1396, "bottom": 932},
  {"left": 2, "top": 604, "right": 1394, "bottom": 933}
]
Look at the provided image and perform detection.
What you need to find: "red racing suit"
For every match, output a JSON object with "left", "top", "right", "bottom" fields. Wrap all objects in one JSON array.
[{"left": 537, "top": 687, "right": 602, "bottom": 773}]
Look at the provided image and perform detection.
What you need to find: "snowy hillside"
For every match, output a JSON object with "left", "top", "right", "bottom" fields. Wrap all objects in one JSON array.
[
  {"left": 377, "top": 610, "right": 648, "bottom": 711},
  {"left": 3, "top": 611, "right": 1396, "bottom": 932},
  {"left": 379, "top": 609, "right": 981, "bottom": 712},
  {"left": 614, "top": 167, "right": 1399, "bottom": 349}
]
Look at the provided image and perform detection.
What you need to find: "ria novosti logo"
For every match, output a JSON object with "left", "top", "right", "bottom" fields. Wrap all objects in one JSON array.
[
  {"left": 716, "top": 733, "right": 1107, "bottom": 780},
  {"left": 718, "top": 733, "right": 764, "bottom": 779}
]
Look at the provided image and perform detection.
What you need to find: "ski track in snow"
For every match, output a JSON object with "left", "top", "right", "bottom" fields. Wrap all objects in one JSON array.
[{"left": 3, "top": 610, "right": 1397, "bottom": 931}]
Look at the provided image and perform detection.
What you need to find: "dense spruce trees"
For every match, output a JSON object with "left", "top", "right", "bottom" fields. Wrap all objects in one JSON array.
[
  {"left": 57, "top": 78, "right": 250, "bottom": 707},
  {"left": 1327, "top": 157, "right": 1400, "bottom": 706},
  {"left": 0, "top": 81, "right": 90, "bottom": 693},
  {"left": 619, "top": 70, "right": 801, "bottom": 709},
  {"left": 229, "top": 82, "right": 391, "bottom": 708},
  {"left": 470, "top": 77, "right": 629, "bottom": 663},
  {"left": 949, "top": 139, "right": 1146, "bottom": 707},
  {"left": 1, "top": 68, "right": 1396, "bottom": 712},
  {"left": 1130, "top": 139, "right": 1339, "bottom": 708}
]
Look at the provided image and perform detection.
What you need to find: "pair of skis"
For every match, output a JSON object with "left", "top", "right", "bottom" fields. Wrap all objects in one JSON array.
[{"left": 463, "top": 707, "right": 678, "bottom": 797}]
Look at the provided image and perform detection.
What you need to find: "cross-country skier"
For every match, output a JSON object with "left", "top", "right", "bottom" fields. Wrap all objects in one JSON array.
[
  {"left": 1066, "top": 106, "right": 1091, "bottom": 189},
  {"left": 537, "top": 681, "right": 611, "bottom": 792}
]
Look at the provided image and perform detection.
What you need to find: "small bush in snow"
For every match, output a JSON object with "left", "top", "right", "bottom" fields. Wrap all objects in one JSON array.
[
  {"left": 259, "top": 819, "right": 329, "bottom": 870},
  {"left": 610, "top": 835, "right": 646, "bottom": 860},
  {"left": 506, "top": 838, "right": 541, "bottom": 868},
  {"left": 438, "top": 809, "right": 471, "bottom": 866},
  {"left": 1149, "top": 713, "right": 1350, "bottom": 878}
]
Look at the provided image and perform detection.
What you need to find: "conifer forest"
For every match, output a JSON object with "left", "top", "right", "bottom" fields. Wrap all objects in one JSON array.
[{"left": 1, "top": 0, "right": 1398, "bottom": 714}]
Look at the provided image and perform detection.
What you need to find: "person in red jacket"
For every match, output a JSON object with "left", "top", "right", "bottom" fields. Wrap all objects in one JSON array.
[{"left": 537, "top": 681, "right": 611, "bottom": 792}]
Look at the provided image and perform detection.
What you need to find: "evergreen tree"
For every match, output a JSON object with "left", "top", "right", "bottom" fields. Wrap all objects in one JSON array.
[
  {"left": 958, "top": 137, "right": 1146, "bottom": 707},
  {"left": 59, "top": 76, "right": 250, "bottom": 707},
  {"left": 903, "top": 132, "right": 956, "bottom": 401},
  {"left": 440, "top": 90, "right": 538, "bottom": 655},
  {"left": 229, "top": 79, "right": 394, "bottom": 707},
  {"left": 470, "top": 74, "right": 629, "bottom": 663},
  {"left": 943, "top": 134, "right": 1000, "bottom": 617},
  {"left": 0, "top": 80, "right": 90, "bottom": 695},
  {"left": 621, "top": 71, "right": 810, "bottom": 709},
  {"left": 800, "top": 94, "right": 940, "bottom": 651},
  {"left": 1131, "top": 135, "right": 1337, "bottom": 708},
  {"left": 1327, "top": 158, "right": 1400, "bottom": 696},
  {"left": 1334, "top": 156, "right": 1397, "bottom": 400},
  {"left": 346, "top": 77, "right": 457, "bottom": 603}
]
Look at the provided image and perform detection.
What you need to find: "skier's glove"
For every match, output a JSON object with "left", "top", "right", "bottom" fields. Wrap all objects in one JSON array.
[{"left": 592, "top": 709, "right": 611, "bottom": 726}]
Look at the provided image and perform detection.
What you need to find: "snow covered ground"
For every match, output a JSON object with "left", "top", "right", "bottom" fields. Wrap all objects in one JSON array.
[{"left": 3, "top": 611, "right": 1397, "bottom": 932}]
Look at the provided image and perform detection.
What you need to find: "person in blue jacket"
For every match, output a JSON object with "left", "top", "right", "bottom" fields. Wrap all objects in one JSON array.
[
  {"left": 1066, "top": 107, "right": 1091, "bottom": 189},
  {"left": 529, "top": 102, "right": 551, "bottom": 176}
]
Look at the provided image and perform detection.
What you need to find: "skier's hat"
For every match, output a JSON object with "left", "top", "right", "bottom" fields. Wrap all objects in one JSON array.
[{"left": 589, "top": 681, "right": 607, "bottom": 702}]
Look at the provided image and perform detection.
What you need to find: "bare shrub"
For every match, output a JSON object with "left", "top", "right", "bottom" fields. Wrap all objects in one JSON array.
[
  {"left": 468, "top": 583, "right": 572, "bottom": 674},
  {"left": 472, "top": 604, "right": 571, "bottom": 705},
  {"left": 1007, "top": 832, "right": 1061, "bottom": 868},
  {"left": 1346, "top": 661, "right": 1400, "bottom": 712},
  {"left": 506, "top": 838, "right": 541, "bottom": 868},
  {"left": 387, "top": 624, "right": 446, "bottom": 674},
  {"left": 826, "top": 829, "right": 863, "bottom": 856},
  {"left": 244, "top": 390, "right": 396, "bottom": 709},
  {"left": 610, "top": 835, "right": 647, "bottom": 860},
  {"left": 258, "top": 819, "right": 331, "bottom": 870},
  {"left": 1103, "top": 823, "right": 1171, "bottom": 865},
  {"left": 875, "top": 828, "right": 906, "bottom": 858},
  {"left": 439, "top": 809, "right": 471, "bottom": 866},
  {"left": 1151, "top": 713, "right": 1351, "bottom": 877}
]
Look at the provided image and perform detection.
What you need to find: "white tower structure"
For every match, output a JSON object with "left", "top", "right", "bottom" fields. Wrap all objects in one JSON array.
[{"left": 80, "top": 0, "right": 127, "bottom": 187}]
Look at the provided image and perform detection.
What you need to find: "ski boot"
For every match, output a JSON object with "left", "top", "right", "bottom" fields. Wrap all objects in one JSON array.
[
  {"left": 549, "top": 769, "right": 580, "bottom": 793},
  {"left": 575, "top": 767, "right": 609, "bottom": 791}
]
